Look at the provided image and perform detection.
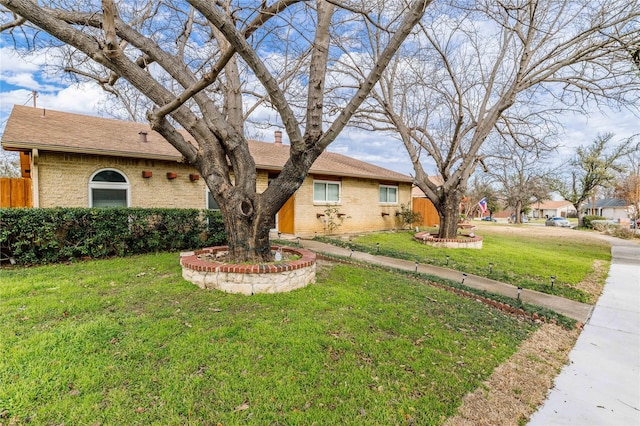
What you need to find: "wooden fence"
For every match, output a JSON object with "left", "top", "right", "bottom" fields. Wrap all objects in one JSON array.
[
  {"left": 0, "top": 177, "right": 32, "bottom": 208},
  {"left": 413, "top": 197, "right": 439, "bottom": 227}
]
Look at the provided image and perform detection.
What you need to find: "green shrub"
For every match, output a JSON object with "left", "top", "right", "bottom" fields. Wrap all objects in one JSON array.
[
  {"left": 397, "top": 203, "right": 423, "bottom": 229},
  {"left": 0, "top": 207, "right": 227, "bottom": 264},
  {"left": 583, "top": 215, "right": 606, "bottom": 229}
]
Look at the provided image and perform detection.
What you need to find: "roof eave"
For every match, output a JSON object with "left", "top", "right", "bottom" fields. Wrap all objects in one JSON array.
[
  {"left": 308, "top": 168, "right": 413, "bottom": 183},
  {"left": 252, "top": 162, "right": 412, "bottom": 183},
  {"left": 1, "top": 140, "right": 183, "bottom": 162},
  {"left": 3, "top": 140, "right": 413, "bottom": 183}
]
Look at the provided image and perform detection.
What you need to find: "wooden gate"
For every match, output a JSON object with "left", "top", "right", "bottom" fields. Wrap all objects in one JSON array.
[
  {"left": 413, "top": 197, "right": 439, "bottom": 227},
  {"left": 0, "top": 178, "right": 33, "bottom": 208},
  {"left": 278, "top": 195, "right": 295, "bottom": 234}
]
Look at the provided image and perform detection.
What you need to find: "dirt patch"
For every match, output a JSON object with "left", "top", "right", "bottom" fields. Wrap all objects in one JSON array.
[
  {"left": 444, "top": 323, "right": 579, "bottom": 426},
  {"left": 573, "top": 259, "right": 608, "bottom": 304}
]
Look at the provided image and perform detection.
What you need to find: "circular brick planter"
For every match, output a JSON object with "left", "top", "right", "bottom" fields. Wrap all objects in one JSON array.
[
  {"left": 180, "top": 246, "right": 316, "bottom": 295},
  {"left": 414, "top": 231, "right": 483, "bottom": 249}
]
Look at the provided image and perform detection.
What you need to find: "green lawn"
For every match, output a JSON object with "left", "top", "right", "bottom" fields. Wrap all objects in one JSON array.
[
  {"left": 316, "top": 225, "right": 611, "bottom": 303},
  {"left": 0, "top": 253, "right": 536, "bottom": 425}
]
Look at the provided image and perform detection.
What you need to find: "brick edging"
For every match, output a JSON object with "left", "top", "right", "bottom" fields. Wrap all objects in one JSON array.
[
  {"left": 181, "top": 246, "right": 316, "bottom": 274},
  {"left": 414, "top": 231, "right": 483, "bottom": 243}
]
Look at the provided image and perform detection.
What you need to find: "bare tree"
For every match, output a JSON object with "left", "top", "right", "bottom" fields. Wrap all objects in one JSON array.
[
  {"left": 0, "top": 0, "right": 431, "bottom": 262},
  {"left": 463, "top": 175, "right": 499, "bottom": 219},
  {"left": 553, "top": 133, "right": 637, "bottom": 227},
  {"left": 0, "top": 150, "right": 20, "bottom": 178},
  {"left": 485, "top": 135, "right": 554, "bottom": 224},
  {"left": 613, "top": 143, "right": 640, "bottom": 226},
  {"left": 348, "top": 0, "right": 640, "bottom": 238}
]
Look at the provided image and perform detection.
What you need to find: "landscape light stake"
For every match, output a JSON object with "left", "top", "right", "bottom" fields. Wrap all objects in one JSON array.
[
  {"left": 489, "top": 262, "right": 493, "bottom": 274},
  {"left": 550, "top": 276, "right": 556, "bottom": 289},
  {"left": 296, "top": 237, "right": 301, "bottom": 246},
  {"left": 446, "top": 255, "right": 450, "bottom": 266},
  {"left": 415, "top": 261, "right": 419, "bottom": 272},
  {"left": 462, "top": 273, "right": 467, "bottom": 284},
  {"left": 376, "top": 243, "right": 380, "bottom": 253},
  {"left": 517, "top": 287, "right": 522, "bottom": 301}
]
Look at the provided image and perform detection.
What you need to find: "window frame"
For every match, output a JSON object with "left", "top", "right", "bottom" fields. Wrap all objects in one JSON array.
[
  {"left": 206, "top": 189, "right": 220, "bottom": 211},
  {"left": 88, "top": 168, "right": 130, "bottom": 207},
  {"left": 313, "top": 179, "right": 341, "bottom": 204},
  {"left": 379, "top": 184, "right": 398, "bottom": 204}
]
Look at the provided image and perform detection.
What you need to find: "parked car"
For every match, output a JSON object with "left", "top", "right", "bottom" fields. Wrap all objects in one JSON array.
[
  {"left": 545, "top": 217, "right": 571, "bottom": 227},
  {"left": 481, "top": 216, "right": 497, "bottom": 222}
]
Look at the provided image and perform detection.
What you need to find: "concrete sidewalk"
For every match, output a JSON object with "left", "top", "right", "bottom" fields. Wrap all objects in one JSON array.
[
  {"left": 300, "top": 239, "right": 594, "bottom": 323},
  {"left": 529, "top": 236, "right": 640, "bottom": 425}
]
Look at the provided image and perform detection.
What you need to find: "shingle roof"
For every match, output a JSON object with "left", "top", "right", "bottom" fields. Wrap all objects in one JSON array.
[
  {"left": 1, "top": 105, "right": 412, "bottom": 183},
  {"left": 411, "top": 177, "right": 445, "bottom": 197},
  {"left": 583, "top": 198, "right": 629, "bottom": 208},
  {"left": 535, "top": 200, "right": 574, "bottom": 209}
]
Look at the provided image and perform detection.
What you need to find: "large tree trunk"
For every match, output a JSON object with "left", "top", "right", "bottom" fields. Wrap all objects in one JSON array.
[
  {"left": 576, "top": 206, "right": 586, "bottom": 228},
  {"left": 206, "top": 147, "right": 312, "bottom": 263},
  {"left": 514, "top": 200, "right": 523, "bottom": 224},
  {"left": 436, "top": 191, "right": 464, "bottom": 239},
  {"left": 216, "top": 193, "right": 277, "bottom": 263}
]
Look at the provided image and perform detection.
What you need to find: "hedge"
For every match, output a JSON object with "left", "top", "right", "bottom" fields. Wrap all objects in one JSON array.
[
  {"left": 0, "top": 208, "right": 226, "bottom": 265},
  {"left": 582, "top": 215, "right": 606, "bottom": 229}
]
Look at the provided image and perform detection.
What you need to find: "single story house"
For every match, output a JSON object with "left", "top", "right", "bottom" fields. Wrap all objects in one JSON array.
[
  {"left": 1, "top": 105, "right": 413, "bottom": 236},
  {"left": 530, "top": 200, "right": 577, "bottom": 219},
  {"left": 582, "top": 198, "right": 631, "bottom": 221}
]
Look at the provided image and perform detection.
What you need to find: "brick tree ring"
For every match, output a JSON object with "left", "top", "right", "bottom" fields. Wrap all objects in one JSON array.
[
  {"left": 180, "top": 246, "right": 316, "bottom": 295},
  {"left": 413, "top": 231, "right": 483, "bottom": 249}
]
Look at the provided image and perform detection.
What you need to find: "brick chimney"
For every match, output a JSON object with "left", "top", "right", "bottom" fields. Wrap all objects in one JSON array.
[
  {"left": 139, "top": 131, "right": 148, "bottom": 143},
  {"left": 274, "top": 130, "right": 283, "bottom": 146}
]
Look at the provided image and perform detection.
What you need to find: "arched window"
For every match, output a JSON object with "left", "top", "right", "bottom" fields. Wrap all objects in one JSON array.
[{"left": 89, "top": 169, "right": 130, "bottom": 207}]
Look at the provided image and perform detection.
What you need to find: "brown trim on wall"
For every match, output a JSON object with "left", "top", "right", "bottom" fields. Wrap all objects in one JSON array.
[{"left": 311, "top": 174, "right": 342, "bottom": 182}]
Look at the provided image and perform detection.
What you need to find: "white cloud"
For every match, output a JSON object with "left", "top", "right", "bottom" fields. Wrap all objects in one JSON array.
[
  {"left": 0, "top": 47, "right": 46, "bottom": 72},
  {"left": 330, "top": 129, "right": 417, "bottom": 176},
  {"left": 34, "top": 83, "right": 108, "bottom": 114},
  {"left": 2, "top": 72, "right": 54, "bottom": 91},
  {"left": 0, "top": 45, "right": 110, "bottom": 133},
  {"left": 0, "top": 84, "right": 109, "bottom": 137}
]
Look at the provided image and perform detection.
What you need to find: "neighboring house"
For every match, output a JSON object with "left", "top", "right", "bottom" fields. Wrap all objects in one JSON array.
[
  {"left": 530, "top": 200, "right": 577, "bottom": 219},
  {"left": 582, "top": 198, "right": 631, "bottom": 221},
  {"left": 1, "top": 105, "right": 413, "bottom": 236}
]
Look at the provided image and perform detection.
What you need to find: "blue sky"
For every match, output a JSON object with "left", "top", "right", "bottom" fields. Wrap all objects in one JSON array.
[{"left": 1, "top": 44, "right": 638, "bottom": 177}]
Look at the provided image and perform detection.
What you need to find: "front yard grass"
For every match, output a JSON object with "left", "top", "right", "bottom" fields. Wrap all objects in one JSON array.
[
  {"left": 316, "top": 225, "right": 610, "bottom": 303},
  {"left": 1, "top": 253, "right": 536, "bottom": 425}
]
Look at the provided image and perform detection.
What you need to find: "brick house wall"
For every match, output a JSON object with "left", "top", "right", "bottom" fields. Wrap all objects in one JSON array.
[
  {"left": 36, "top": 151, "right": 208, "bottom": 208},
  {"left": 33, "top": 151, "right": 412, "bottom": 236},
  {"left": 293, "top": 175, "right": 412, "bottom": 236}
]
